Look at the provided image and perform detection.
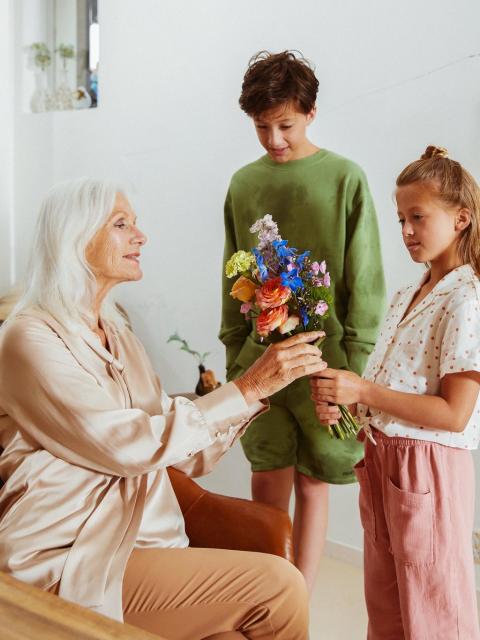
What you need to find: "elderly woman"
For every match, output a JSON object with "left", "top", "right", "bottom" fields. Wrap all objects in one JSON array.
[{"left": 0, "top": 179, "right": 326, "bottom": 640}]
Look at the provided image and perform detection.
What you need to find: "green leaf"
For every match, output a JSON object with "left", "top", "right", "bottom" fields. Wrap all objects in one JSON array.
[
  {"left": 167, "top": 332, "right": 209, "bottom": 365},
  {"left": 311, "top": 286, "right": 333, "bottom": 303}
]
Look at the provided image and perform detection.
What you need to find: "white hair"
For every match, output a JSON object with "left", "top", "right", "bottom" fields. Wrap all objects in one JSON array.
[{"left": 10, "top": 177, "right": 128, "bottom": 332}]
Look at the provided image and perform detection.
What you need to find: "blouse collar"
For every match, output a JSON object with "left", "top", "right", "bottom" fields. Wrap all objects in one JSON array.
[{"left": 397, "top": 264, "right": 477, "bottom": 327}]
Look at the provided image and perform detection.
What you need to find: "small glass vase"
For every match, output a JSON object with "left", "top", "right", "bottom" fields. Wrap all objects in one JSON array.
[
  {"left": 54, "top": 66, "right": 73, "bottom": 110},
  {"left": 30, "top": 69, "right": 54, "bottom": 113}
]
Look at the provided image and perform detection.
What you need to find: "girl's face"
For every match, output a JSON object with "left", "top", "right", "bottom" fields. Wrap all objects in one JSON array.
[
  {"left": 86, "top": 193, "right": 147, "bottom": 289},
  {"left": 396, "top": 181, "right": 467, "bottom": 265}
]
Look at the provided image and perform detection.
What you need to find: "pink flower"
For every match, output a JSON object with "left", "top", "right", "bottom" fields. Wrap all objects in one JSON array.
[
  {"left": 240, "top": 302, "right": 253, "bottom": 314},
  {"left": 323, "top": 272, "right": 331, "bottom": 287},
  {"left": 315, "top": 301, "right": 329, "bottom": 316},
  {"left": 319, "top": 260, "right": 327, "bottom": 275},
  {"left": 310, "top": 261, "right": 320, "bottom": 275},
  {"left": 278, "top": 314, "right": 300, "bottom": 334}
]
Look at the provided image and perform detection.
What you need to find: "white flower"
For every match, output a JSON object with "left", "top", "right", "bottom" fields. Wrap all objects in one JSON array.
[
  {"left": 278, "top": 314, "right": 300, "bottom": 334},
  {"left": 249, "top": 214, "right": 282, "bottom": 249}
]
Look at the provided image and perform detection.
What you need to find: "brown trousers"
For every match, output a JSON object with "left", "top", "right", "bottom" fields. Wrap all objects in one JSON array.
[{"left": 122, "top": 547, "right": 309, "bottom": 639}]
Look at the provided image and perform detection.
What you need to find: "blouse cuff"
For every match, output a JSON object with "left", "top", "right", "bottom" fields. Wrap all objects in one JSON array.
[{"left": 193, "top": 382, "right": 267, "bottom": 441}]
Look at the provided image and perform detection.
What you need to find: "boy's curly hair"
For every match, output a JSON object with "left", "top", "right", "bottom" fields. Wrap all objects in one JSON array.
[{"left": 239, "top": 50, "right": 319, "bottom": 117}]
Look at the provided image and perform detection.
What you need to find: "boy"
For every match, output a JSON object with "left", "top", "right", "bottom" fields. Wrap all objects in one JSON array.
[{"left": 219, "top": 50, "right": 386, "bottom": 593}]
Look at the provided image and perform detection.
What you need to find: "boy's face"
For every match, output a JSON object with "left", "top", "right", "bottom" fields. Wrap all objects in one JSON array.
[{"left": 253, "top": 102, "right": 316, "bottom": 163}]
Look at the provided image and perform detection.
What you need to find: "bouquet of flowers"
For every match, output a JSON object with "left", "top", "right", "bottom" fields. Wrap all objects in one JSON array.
[{"left": 225, "top": 214, "right": 359, "bottom": 440}]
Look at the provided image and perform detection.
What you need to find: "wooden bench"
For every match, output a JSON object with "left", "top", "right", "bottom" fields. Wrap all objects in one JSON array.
[{"left": 0, "top": 570, "right": 166, "bottom": 640}]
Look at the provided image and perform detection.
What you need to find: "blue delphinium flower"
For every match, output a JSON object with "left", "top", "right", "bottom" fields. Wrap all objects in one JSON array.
[
  {"left": 273, "top": 240, "right": 296, "bottom": 261},
  {"left": 252, "top": 247, "right": 268, "bottom": 282},
  {"left": 280, "top": 269, "right": 304, "bottom": 292},
  {"left": 299, "top": 305, "right": 309, "bottom": 327},
  {"left": 296, "top": 251, "right": 310, "bottom": 270}
]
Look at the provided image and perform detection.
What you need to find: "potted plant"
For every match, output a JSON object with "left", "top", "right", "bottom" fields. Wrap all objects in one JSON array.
[{"left": 168, "top": 333, "right": 221, "bottom": 396}]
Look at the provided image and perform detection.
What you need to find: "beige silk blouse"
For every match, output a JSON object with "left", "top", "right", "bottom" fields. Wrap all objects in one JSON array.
[{"left": 0, "top": 309, "right": 267, "bottom": 621}]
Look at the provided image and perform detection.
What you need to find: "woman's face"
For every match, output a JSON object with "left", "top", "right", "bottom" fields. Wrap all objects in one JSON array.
[{"left": 86, "top": 193, "right": 147, "bottom": 289}]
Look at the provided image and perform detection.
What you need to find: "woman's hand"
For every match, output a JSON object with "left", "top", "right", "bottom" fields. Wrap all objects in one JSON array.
[
  {"left": 310, "top": 369, "right": 366, "bottom": 407},
  {"left": 234, "top": 332, "right": 327, "bottom": 404}
]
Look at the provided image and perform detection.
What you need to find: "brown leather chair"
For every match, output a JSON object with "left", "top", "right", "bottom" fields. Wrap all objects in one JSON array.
[{"left": 168, "top": 467, "right": 293, "bottom": 561}]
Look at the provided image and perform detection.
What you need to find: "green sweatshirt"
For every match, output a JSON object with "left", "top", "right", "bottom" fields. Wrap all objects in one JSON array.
[{"left": 220, "top": 149, "right": 386, "bottom": 379}]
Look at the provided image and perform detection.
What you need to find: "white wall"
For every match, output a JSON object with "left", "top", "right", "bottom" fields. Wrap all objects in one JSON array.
[
  {"left": 5, "top": 0, "right": 480, "bottom": 559},
  {"left": 0, "top": 0, "right": 15, "bottom": 291},
  {"left": 14, "top": 0, "right": 55, "bottom": 276}
]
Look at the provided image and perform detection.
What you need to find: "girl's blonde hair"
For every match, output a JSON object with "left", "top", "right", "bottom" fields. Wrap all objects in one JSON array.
[{"left": 397, "top": 145, "right": 480, "bottom": 276}]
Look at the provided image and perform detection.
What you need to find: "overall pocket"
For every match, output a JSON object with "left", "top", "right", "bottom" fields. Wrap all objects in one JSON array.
[
  {"left": 354, "top": 458, "right": 376, "bottom": 540},
  {"left": 387, "top": 477, "right": 434, "bottom": 565}
]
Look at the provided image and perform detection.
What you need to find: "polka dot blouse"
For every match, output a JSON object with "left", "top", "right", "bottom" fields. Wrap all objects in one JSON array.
[{"left": 358, "top": 264, "right": 480, "bottom": 449}]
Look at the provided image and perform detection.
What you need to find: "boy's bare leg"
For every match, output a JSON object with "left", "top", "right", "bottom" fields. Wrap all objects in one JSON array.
[
  {"left": 251, "top": 467, "right": 328, "bottom": 594},
  {"left": 251, "top": 467, "right": 294, "bottom": 512},
  {"left": 292, "top": 470, "right": 329, "bottom": 594}
]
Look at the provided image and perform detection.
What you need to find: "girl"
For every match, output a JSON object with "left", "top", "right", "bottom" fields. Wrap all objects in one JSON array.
[{"left": 311, "top": 145, "right": 480, "bottom": 639}]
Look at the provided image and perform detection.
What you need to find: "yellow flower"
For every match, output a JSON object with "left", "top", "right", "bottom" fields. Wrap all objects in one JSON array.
[
  {"left": 230, "top": 276, "right": 257, "bottom": 303},
  {"left": 225, "top": 251, "right": 256, "bottom": 278}
]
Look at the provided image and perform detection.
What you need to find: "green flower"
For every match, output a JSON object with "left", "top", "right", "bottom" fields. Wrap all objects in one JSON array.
[{"left": 225, "top": 251, "right": 256, "bottom": 278}]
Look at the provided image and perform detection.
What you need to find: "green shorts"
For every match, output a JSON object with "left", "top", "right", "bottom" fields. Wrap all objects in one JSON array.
[{"left": 240, "top": 377, "right": 364, "bottom": 484}]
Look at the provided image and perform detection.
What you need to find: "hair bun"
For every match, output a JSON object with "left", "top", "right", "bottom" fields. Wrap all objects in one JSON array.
[{"left": 422, "top": 145, "right": 449, "bottom": 160}]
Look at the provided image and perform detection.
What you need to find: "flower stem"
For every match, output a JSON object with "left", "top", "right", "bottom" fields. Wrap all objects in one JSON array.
[{"left": 312, "top": 336, "right": 360, "bottom": 440}]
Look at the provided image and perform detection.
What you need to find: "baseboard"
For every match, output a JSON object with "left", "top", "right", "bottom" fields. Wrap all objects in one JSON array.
[{"left": 324, "top": 539, "right": 363, "bottom": 568}]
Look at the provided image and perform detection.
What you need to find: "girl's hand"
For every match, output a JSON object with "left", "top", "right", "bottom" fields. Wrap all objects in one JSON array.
[
  {"left": 312, "top": 401, "right": 341, "bottom": 426},
  {"left": 310, "top": 368, "right": 366, "bottom": 406},
  {"left": 234, "top": 331, "right": 327, "bottom": 404}
]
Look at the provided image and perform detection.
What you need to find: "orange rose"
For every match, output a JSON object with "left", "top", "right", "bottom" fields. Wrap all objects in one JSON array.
[
  {"left": 256, "top": 304, "right": 289, "bottom": 337},
  {"left": 256, "top": 277, "right": 291, "bottom": 310},
  {"left": 230, "top": 276, "right": 257, "bottom": 303}
]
